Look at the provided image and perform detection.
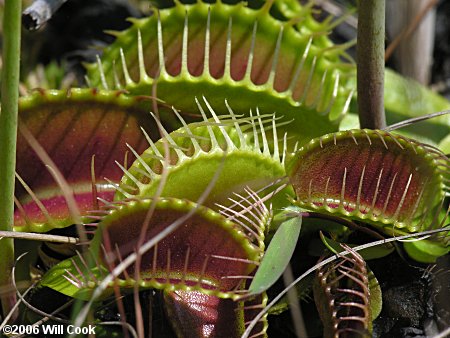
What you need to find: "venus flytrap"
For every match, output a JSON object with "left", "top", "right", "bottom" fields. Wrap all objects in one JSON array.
[
  {"left": 3, "top": 0, "right": 450, "bottom": 336},
  {"left": 163, "top": 289, "right": 268, "bottom": 337},
  {"left": 41, "top": 195, "right": 269, "bottom": 299},
  {"left": 14, "top": 90, "right": 288, "bottom": 336},
  {"left": 86, "top": 0, "right": 450, "bottom": 149},
  {"left": 14, "top": 88, "right": 159, "bottom": 232},
  {"left": 42, "top": 188, "right": 274, "bottom": 337},
  {"left": 285, "top": 129, "right": 450, "bottom": 264},
  {"left": 243, "top": 127, "right": 449, "bottom": 336},
  {"left": 115, "top": 96, "right": 293, "bottom": 211},
  {"left": 242, "top": 226, "right": 450, "bottom": 338},
  {"left": 87, "top": 0, "right": 355, "bottom": 145},
  {"left": 33, "top": 97, "right": 291, "bottom": 336},
  {"left": 313, "top": 247, "right": 382, "bottom": 337},
  {"left": 287, "top": 130, "right": 448, "bottom": 234}
]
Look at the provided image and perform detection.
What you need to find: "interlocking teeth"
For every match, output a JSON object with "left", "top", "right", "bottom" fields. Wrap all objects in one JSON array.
[{"left": 314, "top": 247, "right": 373, "bottom": 337}]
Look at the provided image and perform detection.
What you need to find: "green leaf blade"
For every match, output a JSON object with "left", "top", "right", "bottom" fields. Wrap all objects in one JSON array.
[{"left": 248, "top": 213, "right": 302, "bottom": 295}]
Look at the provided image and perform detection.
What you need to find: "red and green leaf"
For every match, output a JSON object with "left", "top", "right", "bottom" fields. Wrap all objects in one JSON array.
[{"left": 14, "top": 88, "right": 157, "bottom": 232}]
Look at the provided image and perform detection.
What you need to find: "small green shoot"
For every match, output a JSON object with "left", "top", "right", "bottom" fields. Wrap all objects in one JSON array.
[
  {"left": 319, "top": 232, "right": 394, "bottom": 260},
  {"left": 248, "top": 208, "right": 302, "bottom": 295}
]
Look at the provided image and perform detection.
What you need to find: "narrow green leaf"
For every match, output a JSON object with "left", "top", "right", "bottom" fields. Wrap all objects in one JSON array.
[
  {"left": 319, "top": 232, "right": 394, "bottom": 260},
  {"left": 248, "top": 213, "right": 302, "bottom": 295},
  {"left": 368, "top": 268, "right": 382, "bottom": 321}
]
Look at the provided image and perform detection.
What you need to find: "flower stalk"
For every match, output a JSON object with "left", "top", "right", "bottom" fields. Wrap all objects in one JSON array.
[
  {"left": 0, "top": 0, "right": 22, "bottom": 316},
  {"left": 357, "top": 0, "right": 387, "bottom": 129}
]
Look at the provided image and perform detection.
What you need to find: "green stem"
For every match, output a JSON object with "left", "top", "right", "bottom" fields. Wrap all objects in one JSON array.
[
  {"left": 0, "top": 0, "right": 22, "bottom": 316},
  {"left": 357, "top": 0, "right": 386, "bottom": 129}
]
